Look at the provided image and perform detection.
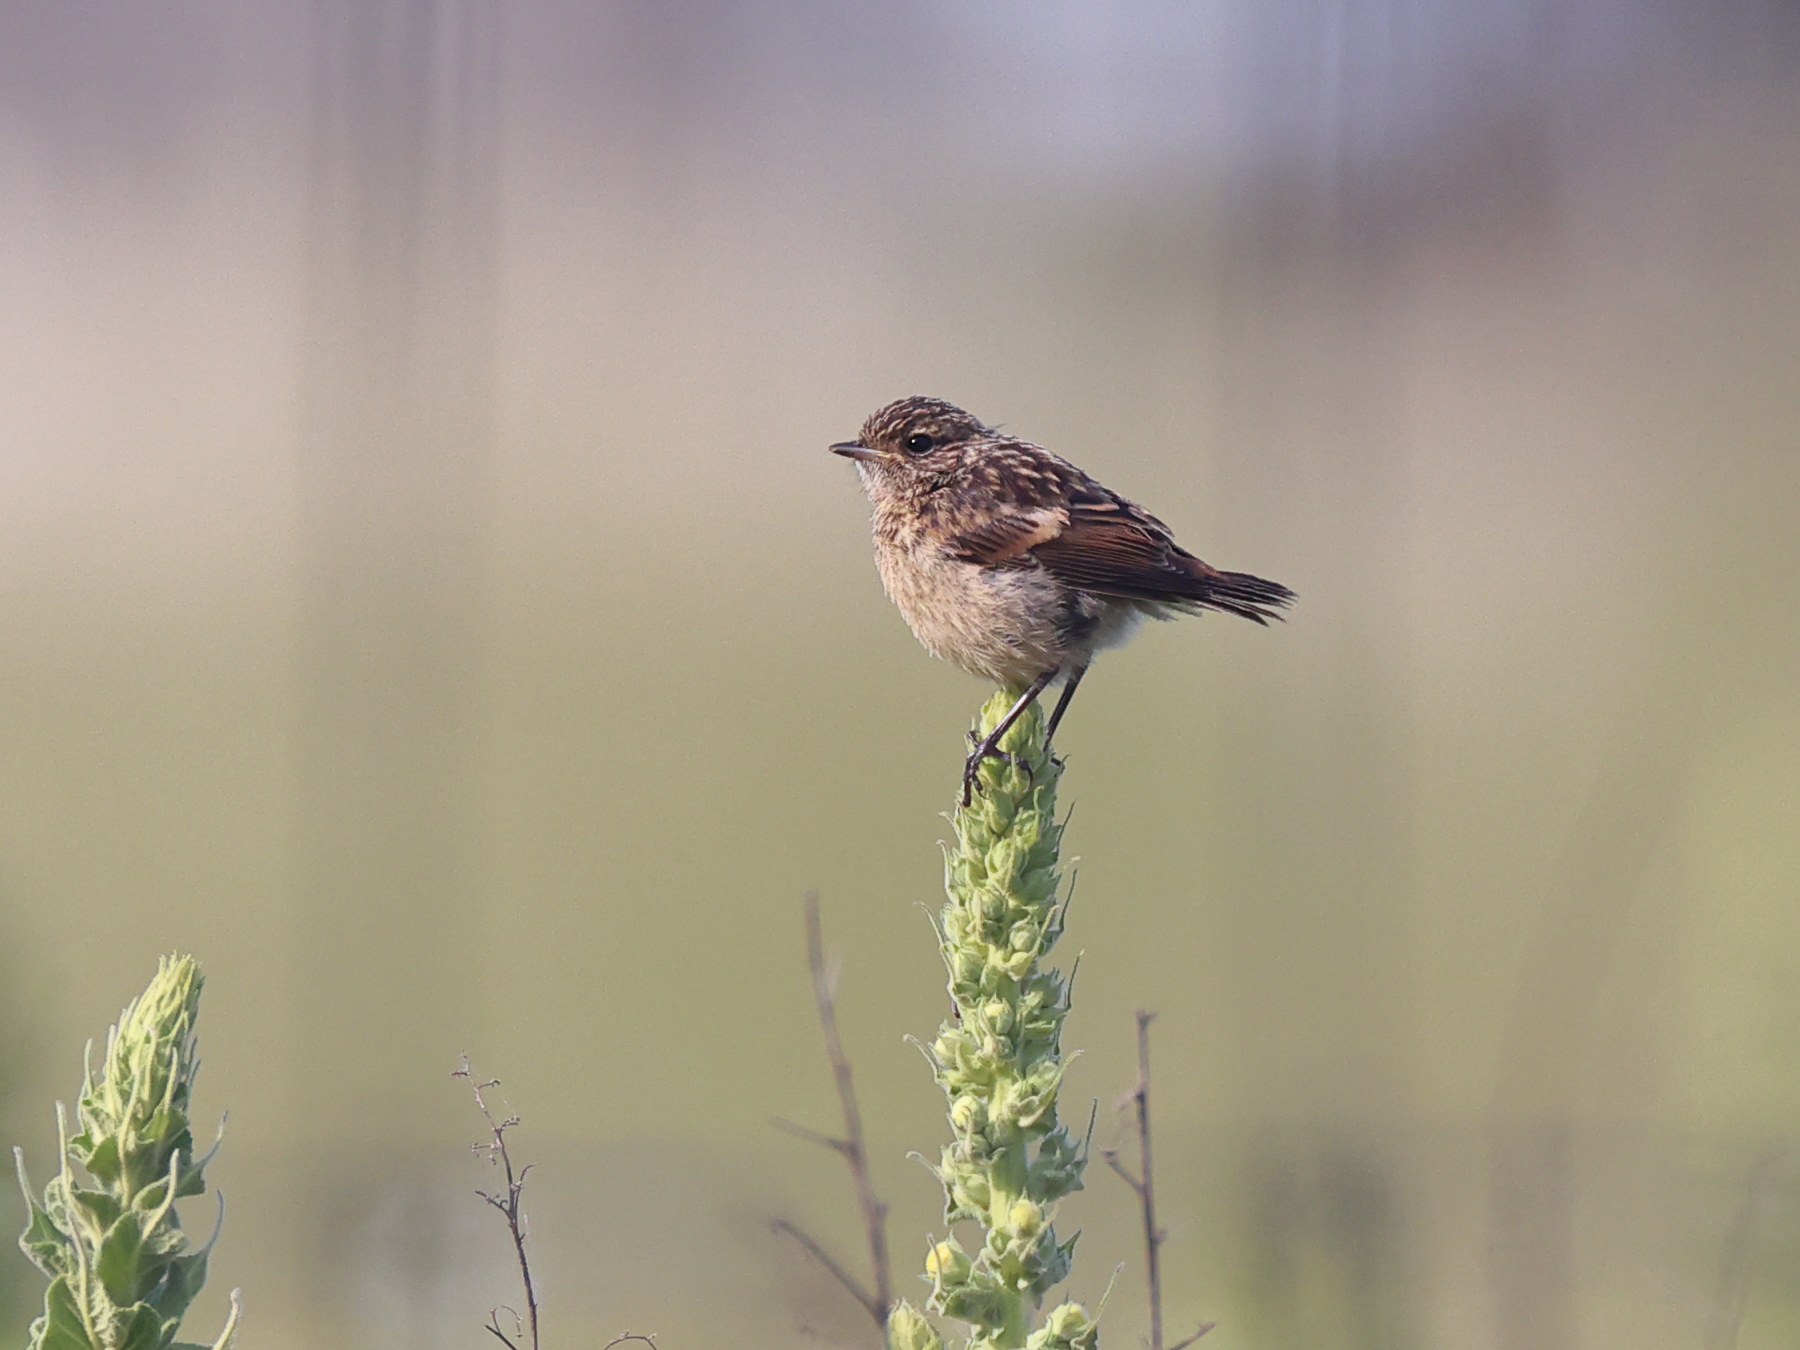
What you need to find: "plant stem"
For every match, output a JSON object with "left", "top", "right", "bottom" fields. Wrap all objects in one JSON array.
[{"left": 897, "top": 690, "right": 1097, "bottom": 1350}]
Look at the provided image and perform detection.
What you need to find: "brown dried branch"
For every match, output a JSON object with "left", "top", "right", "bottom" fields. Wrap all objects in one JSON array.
[
  {"left": 1102, "top": 1151, "right": 1144, "bottom": 1196},
  {"left": 1168, "top": 1324, "right": 1216, "bottom": 1350},
  {"left": 769, "top": 1217, "right": 884, "bottom": 1324},
  {"left": 456, "top": 1057, "right": 541, "bottom": 1350},
  {"left": 769, "top": 1115, "right": 853, "bottom": 1156},
  {"left": 1101, "top": 1011, "right": 1210, "bottom": 1350},
  {"left": 771, "top": 890, "right": 892, "bottom": 1335},
  {"left": 484, "top": 1310, "right": 522, "bottom": 1350}
]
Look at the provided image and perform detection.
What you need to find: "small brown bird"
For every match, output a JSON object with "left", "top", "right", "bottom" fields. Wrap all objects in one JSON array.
[{"left": 833, "top": 396, "right": 1294, "bottom": 804}]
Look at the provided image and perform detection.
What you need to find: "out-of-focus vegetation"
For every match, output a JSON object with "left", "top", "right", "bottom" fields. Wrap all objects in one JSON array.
[
  {"left": 13, "top": 956, "right": 236, "bottom": 1350},
  {"left": 2, "top": 2, "right": 1798, "bottom": 1347}
]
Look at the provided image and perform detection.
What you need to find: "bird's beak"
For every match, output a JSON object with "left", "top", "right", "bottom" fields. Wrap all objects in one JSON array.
[{"left": 831, "top": 441, "right": 882, "bottom": 462}]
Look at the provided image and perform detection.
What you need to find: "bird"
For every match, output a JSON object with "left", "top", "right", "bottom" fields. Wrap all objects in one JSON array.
[{"left": 832, "top": 396, "right": 1294, "bottom": 805}]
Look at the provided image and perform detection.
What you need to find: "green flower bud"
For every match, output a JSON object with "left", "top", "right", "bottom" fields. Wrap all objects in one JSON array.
[
  {"left": 937, "top": 1276, "right": 1008, "bottom": 1328},
  {"left": 949, "top": 1094, "right": 987, "bottom": 1135},
  {"left": 1025, "top": 1301, "right": 1099, "bottom": 1350},
  {"left": 958, "top": 1172, "right": 991, "bottom": 1211},
  {"left": 888, "top": 1301, "right": 946, "bottom": 1350},
  {"left": 925, "top": 1238, "right": 973, "bottom": 1287}
]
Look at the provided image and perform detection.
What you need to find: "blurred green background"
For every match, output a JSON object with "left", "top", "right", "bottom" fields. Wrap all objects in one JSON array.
[{"left": 2, "top": 2, "right": 1799, "bottom": 1347}]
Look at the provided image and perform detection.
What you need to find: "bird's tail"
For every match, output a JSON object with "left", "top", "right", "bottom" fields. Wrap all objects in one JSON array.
[{"left": 1196, "top": 569, "right": 1296, "bottom": 625}]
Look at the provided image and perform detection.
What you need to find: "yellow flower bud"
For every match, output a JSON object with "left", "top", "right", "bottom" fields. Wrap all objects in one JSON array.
[
  {"left": 1008, "top": 1198, "right": 1043, "bottom": 1235},
  {"left": 925, "top": 1240, "right": 972, "bottom": 1285}
]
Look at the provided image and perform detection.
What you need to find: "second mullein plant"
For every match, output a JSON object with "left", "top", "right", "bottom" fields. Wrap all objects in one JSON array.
[
  {"left": 13, "top": 955, "right": 237, "bottom": 1350},
  {"left": 888, "top": 691, "right": 1100, "bottom": 1350}
]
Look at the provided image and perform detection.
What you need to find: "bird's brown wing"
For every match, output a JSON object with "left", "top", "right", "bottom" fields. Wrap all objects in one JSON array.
[
  {"left": 1033, "top": 492, "right": 1296, "bottom": 625},
  {"left": 940, "top": 507, "right": 1068, "bottom": 566},
  {"left": 941, "top": 449, "right": 1294, "bottom": 623}
]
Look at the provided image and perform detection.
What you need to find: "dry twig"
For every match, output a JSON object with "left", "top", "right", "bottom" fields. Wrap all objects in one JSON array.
[
  {"left": 456, "top": 1057, "right": 541, "bottom": 1350},
  {"left": 1103, "top": 1011, "right": 1212, "bottom": 1350},
  {"left": 770, "top": 890, "right": 892, "bottom": 1333}
]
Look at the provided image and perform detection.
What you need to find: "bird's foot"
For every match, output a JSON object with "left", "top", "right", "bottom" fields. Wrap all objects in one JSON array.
[{"left": 960, "top": 736, "right": 1033, "bottom": 808}]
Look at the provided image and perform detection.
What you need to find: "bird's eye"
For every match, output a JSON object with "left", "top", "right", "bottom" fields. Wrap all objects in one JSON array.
[{"left": 903, "top": 432, "right": 935, "bottom": 455}]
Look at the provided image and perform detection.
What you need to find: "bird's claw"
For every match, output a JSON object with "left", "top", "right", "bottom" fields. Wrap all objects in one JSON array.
[{"left": 960, "top": 744, "right": 1033, "bottom": 808}]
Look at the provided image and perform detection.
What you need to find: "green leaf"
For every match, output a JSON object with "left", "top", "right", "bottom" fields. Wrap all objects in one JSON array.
[
  {"left": 15, "top": 1155, "right": 74, "bottom": 1278},
  {"left": 18, "top": 1214, "right": 74, "bottom": 1278},
  {"left": 150, "top": 1252, "right": 208, "bottom": 1322},
  {"left": 97, "top": 1211, "right": 146, "bottom": 1306},
  {"left": 68, "top": 1184, "right": 123, "bottom": 1230},
  {"left": 79, "top": 1135, "right": 122, "bottom": 1184},
  {"left": 132, "top": 1177, "right": 171, "bottom": 1213},
  {"left": 112, "top": 1302, "right": 167, "bottom": 1350},
  {"left": 142, "top": 1110, "right": 183, "bottom": 1142},
  {"left": 174, "top": 1161, "right": 207, "bottom": 1199},
  {"left": 142, "top": 1218, "right": 191, "bottom": 1260},
  {"left": 36, "top": 1274, "right": 96, "bottom": 1350}
]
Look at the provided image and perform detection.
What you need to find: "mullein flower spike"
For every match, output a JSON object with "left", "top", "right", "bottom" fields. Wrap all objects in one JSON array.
[
  {"left": 891, "top": 691, "right": 1096, "bottom": 1350},
  {"left": 14, "top": 954, "right": 238, "bottom": 1350}
]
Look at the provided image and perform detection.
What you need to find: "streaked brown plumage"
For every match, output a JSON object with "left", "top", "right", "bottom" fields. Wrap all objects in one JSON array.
[{"left": 833, "top": 396, "right": 1295, "bottom": 803}]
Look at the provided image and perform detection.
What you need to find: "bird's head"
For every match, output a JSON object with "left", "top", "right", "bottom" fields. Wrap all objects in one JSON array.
[{"left": 832, "top": 396, "right": 988, "bottom": 499}]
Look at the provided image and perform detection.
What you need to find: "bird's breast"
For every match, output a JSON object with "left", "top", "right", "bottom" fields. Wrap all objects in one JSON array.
[{"left": 870, "top": 524, "right": 1068, "bottom": 686}]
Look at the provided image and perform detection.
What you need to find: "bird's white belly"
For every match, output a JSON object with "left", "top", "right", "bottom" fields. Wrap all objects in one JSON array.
[
  {"left": 1079, "top": 594, "right": 1154, "bottom": 657},
  {"left": 876, "top": 541, "right": 1068, "bottom": 688}
]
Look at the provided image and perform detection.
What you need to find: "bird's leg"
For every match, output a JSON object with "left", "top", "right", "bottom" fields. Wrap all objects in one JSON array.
[
  {"left": 963, "top": 668, "right": 1059, "bottom": 807},
  {"left": 1043, "top": 662, "right": 1088, "bottom": 748}
]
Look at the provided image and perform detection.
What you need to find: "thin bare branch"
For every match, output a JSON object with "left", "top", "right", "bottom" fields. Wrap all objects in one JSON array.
[
  {"left": 457, "top": 1057, "right": 541, "bottom": 1350},
  {"left": 1168, "top": 1322, "right": 1215, "bottom": 1349},
  {"left": 804, "top": 888, "right": 892, "bottom": 1324},
  {"left": 771, "top": 1217, "right": 886, "bottom": 1324},
  {"left": 769, "top": 1115, "right": 853, "bottom": 1155},
  {"left": 1110, "top": 1010, "right": 1180, "bottom": 1350},
  {"left": 603, "top": 1334, "right": 658, "bottom": 1348},
  {"left": 1101, "top": 1147, "right": 1146, "bottom": 1197},
  {"left": 777, "top": 892, "right": 892, "bottom": 1331}
]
